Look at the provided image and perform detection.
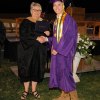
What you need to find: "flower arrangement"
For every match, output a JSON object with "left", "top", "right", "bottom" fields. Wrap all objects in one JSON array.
[{"left": 76, "top": 33, "right": 96, "bottom": 57}]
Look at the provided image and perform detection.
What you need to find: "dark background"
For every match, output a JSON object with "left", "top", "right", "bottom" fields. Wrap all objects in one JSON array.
[{"left": 0, "top": 0, "right": 100, "bottom": 13}]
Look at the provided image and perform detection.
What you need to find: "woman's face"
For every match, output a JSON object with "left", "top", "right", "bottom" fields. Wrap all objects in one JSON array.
[
  {"left": 53, "top": 1, "right": 64, "bottom": 15},
  {"left": 31, "top": 6, "right": 42, "bottom": 20}
]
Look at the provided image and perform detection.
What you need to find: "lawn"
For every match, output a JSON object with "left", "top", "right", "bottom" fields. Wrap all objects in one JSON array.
[{"left": 0, "top": 59, "right": 100, "bottom": 100}]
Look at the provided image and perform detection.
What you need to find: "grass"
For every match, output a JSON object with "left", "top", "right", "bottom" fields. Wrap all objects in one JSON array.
[{"left": 0, "top": 59, "right": 100, "bottom": 100}]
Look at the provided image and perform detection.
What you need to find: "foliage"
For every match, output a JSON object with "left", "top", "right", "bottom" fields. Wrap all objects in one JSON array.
[{"left": 76, "top": 34, "right": 96, "bottom": 57}]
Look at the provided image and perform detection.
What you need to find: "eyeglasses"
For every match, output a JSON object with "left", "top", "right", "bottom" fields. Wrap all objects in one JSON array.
[{"left": 32, "top": 9, "right": 42, "bottom": 12}]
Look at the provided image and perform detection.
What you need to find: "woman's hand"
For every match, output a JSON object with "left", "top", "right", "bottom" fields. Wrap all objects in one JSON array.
[
  {"left": 44, "top": 31, "right": 50, "bottom": 36},
  {"left": 51, "top": 49, "right": 58, "bottom": 55},
  {"left": 36, "top": 36, "right": 46, "bottom": 43}
]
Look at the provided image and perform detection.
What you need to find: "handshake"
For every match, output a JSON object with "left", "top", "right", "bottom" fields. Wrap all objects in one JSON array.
[{"left": 36, "top": 31, "right": 50, "bottom": 43}]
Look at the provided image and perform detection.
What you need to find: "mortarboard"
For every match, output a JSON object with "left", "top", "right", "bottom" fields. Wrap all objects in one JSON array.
[
  {"left": 50, "top": 0, "right": 73, "bottom": 8},
  {"left": 50, "top": 0, "right": 64, "bottom": 3}
]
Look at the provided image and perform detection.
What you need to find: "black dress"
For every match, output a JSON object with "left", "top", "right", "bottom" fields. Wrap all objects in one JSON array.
[
  {"left": 0, "top": 20, "right": 6, "bottom": 48},
  {"left": 17, "top": 19, "right": 49, "bottom": 83}
]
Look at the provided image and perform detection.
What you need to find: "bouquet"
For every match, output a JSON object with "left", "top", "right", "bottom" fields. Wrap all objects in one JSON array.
[{"left": 76, "top": 33, "right": 96, "bottom": 57}]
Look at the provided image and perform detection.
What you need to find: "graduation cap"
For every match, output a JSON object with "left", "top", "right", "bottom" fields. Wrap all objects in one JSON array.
[
  {"left": 50, "top": 0, "right": 74, "bottom": 8},
  {"left": 50, "top": 0, "right": 64, "bottom": 3}
]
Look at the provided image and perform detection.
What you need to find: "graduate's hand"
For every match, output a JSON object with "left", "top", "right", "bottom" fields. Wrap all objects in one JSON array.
[
  {"left": 44, "top": 31, "right": 50, "bottom": 36},
  {"left": 51, "top": 49, "right": 58, "bottom": 55},
  {"left": 36, "top": 36, "right": 46, "bottom": 43}
]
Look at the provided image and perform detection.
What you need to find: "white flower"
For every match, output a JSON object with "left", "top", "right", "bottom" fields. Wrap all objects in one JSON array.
[
  {"left": 92, "top": 46, "right": 95, "bottom": 49},
  {"left": 89, "top": 42, "right": 93, "bottom": 45},
  {"left": 78, "top": 46, "right": 81, "bottom": 49}
]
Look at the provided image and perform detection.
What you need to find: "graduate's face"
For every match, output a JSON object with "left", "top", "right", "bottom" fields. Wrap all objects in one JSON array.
[
  {"left": 31, "top": 6, "right": 42, "bottom": 19},
  {"left": 53, "top": 1, "right": 64, "bottom": 15}
]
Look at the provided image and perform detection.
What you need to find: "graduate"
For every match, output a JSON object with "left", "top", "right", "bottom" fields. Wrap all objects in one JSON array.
[{"left": 49, "top": 0, "right": 78, "bottom": 100}]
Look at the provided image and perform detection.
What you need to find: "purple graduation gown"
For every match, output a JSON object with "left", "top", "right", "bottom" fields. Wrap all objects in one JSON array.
[{"left": 49, "top": 14, "right": 78, "bottom": 92}]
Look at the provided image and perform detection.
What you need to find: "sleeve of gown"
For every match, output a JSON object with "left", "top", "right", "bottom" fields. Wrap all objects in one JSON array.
[
  {"left": 46, "top": 24, "right": 53, "bottom": 50},
  {"left": 56, "top": 18, "right": 78, "bottom": 57},
  {"left": 47, "top": 35, "right": 53, "bottom": 49},
  {"left": 19, "top": 20, "right": 40, "bottom": 49}
]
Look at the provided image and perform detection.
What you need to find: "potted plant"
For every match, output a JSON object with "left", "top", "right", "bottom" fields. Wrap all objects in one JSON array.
[{"left": 73, "top": 33, "right": 96, "bottom": 83}]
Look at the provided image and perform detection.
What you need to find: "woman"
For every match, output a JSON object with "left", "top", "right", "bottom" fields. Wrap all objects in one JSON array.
[
  {"left": 0, "top": 20, "right": 6, "bottom": 66},
  {"left": 49, "top": 0, "right": 78, "bottom": 100},
  {"left": 0, "top": 20, "right": 6, "bottom": 49},
  {"left": 17, "top": 2, "right": 50, "bottom": 99}
]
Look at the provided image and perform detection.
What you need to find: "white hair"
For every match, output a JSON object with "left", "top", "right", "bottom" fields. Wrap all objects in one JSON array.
[{"left": 30, "top": 2, "right": 42, "bottom": 14}]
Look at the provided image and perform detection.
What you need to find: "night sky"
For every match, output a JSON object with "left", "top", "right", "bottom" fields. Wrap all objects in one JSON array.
[{"left": 0, "top": 0, "right": 100, "bottom": 13}]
